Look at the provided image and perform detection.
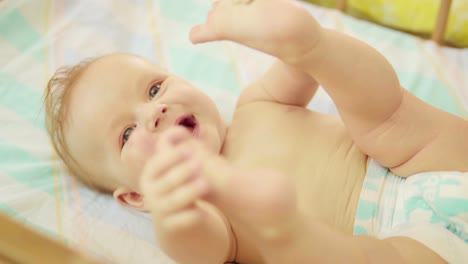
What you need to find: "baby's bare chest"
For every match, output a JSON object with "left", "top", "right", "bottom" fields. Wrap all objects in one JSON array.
[{"left": 223, "top": 103, "right": 368, "bottom": 262}]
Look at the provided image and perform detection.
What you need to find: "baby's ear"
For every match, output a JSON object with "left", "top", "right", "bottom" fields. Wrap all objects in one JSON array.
[{"left": 113, "top": 187, "right": 147, "bottom": 212}]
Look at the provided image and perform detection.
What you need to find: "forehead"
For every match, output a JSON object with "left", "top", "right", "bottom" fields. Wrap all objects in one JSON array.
[
  {"left": 67, "top": 54, "right": 165, "bottom": 130},
  {"left": 79, "top": 54, "right": 166, "bottom": 94}
]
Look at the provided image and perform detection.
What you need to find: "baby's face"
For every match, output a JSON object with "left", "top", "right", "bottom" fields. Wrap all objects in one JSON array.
[{"left": 65, "top": 54, "right": 226, "bottom": 193}]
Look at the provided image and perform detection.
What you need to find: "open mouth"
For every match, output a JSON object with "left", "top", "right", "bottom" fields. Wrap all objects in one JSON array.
[{"left": 175, "top": 115, "right": 199, "bottom": 136}]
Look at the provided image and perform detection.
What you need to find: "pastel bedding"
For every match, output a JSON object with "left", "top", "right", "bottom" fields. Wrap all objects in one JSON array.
[{"left": 1, "top": 0, "right": 467, "bottom": 263}]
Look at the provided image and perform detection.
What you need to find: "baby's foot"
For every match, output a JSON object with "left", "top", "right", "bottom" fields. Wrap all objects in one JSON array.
[{"left": 203, "top": 161, "right": 299, "bottom": 240}]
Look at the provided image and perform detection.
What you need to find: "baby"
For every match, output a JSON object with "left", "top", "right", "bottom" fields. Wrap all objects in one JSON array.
[{"left": 44, "top": 0, "right": 468, "bottom": 263}]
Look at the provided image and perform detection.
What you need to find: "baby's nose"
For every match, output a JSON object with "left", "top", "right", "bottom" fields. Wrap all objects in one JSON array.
[
  {"left": 153, "top": 105, "right": 167, "bottom": 128},
  {"left": 145, "top": 104, "right": 167, "bottom": 130}
]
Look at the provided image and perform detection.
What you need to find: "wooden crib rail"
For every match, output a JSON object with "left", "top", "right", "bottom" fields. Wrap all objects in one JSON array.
[
  {"left": 335, "top": 0, "right": 453, "bottom": 45},
  {"left": 432, "top": 0, "right": 452, "bottom": 44},
  {"left": 0, "top": 213, "right": 101, "bottom": 264}
]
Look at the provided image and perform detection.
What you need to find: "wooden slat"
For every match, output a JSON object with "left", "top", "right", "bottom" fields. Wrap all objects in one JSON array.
[
  {"left": 0, "top": 254, "right": 17, "bottom": 264},
  {"left": 0, "top": 213, "right": 100, "bottom": 264},
  {"left": 432, "top": 0, "right": 452, "bottom": 44},
  {"left": 337, "top": 0, "right": 347, "bottom": 11}
]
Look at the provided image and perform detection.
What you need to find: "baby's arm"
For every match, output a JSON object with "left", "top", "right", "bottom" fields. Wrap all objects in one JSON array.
[
  {"left": 153, "top": 203, "right": 234, "bottom": 264},
  {"left": 140, "top": 128, "right": 234, "bottom": 264}
]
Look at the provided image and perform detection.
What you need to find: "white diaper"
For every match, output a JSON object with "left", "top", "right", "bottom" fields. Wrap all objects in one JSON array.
[{"left": 354, "top": 160, "right": 468, "bottom": 263}]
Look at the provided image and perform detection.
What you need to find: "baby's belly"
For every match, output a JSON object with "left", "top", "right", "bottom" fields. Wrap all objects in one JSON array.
[
  {"left": 294, "top": 139, "right": 368, "bottom": 234},
  {"left": 224, "top": 103, "right": 369, "bottom": 262},
  {"left": 285, "top": 115, "right": 368, "bottom": 234}
]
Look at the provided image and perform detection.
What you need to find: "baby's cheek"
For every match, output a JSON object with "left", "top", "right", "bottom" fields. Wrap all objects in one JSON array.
[{"left": 121, "top": 132, "right": 157, "bottom": 175}]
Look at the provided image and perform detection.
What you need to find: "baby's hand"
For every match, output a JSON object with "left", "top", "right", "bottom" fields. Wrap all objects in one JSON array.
[
  {"left": 140, "top": 127, "right": 210, "bottom": 233},
  {"left": 190, "top": 0, "right": 322, "bottom": 64}
]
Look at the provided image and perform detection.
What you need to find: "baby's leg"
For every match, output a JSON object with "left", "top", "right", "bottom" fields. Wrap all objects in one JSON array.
[
  {"left": 202, "top": 157, "right": 364, "bottom": 262},
  {"left": 299, "top": 29, "right": 468, "bottom": 176},
  {"left": 204, "top": 161, "right": 448, "bottom": 264},
  {"left": 203, "top": 163, "right": 368, "bottom": 263},
  {"left": 205, "top": 164, "right": 298, "bottom": 236}
]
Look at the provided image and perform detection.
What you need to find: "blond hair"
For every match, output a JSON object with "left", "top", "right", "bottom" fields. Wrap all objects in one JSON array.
[{"left": 44, "top": 58, "right": 112, "bottom": 193}]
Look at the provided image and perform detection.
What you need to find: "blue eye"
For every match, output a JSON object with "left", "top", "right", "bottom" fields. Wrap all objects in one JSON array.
[
  {"left": 149, "top": 83, "right": 161, "bottom": 99},
  {"left": 122, "top": 127, "right": 135, "bottom": 147}
]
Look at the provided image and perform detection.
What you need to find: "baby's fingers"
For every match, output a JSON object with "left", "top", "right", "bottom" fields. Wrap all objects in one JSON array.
[
  {"left": 160, "top": 206, "right": 204, "bottom": 232},
  {"left": 144, "top": 158, "right": 200, "bottom": 198},
  {"left": 140, "top": 145, "right": 189, "bottom": 188},
  {"left": 156, "top": 177, "right": 209, "bottom": 216}
]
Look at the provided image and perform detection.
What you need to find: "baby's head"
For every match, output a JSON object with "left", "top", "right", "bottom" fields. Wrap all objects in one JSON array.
[{"left": 45, "top": 53, "right": 227, "bottom": 210}]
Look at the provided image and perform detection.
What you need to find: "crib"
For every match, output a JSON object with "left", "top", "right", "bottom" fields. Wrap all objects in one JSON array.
[
  {"left": 336, "top": 0, "right": 453, "bottom": 45},
  {"left": 0, "top": 0, "right": 467, "bottom": 263}
]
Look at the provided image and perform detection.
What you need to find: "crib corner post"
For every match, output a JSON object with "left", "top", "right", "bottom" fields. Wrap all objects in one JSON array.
[
  {"left": 432, "top": 0, "right": 452, "bottom": 45},
  {"left": 337, "top": 0, "right": 347, "bottom": 12}
]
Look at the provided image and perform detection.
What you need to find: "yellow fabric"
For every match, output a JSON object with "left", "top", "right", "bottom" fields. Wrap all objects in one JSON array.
[{"left": 303, "top": 0, "right": 468, "bottom": 47}]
